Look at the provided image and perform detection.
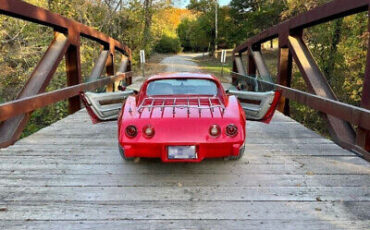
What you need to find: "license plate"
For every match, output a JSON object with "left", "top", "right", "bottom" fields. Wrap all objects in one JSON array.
[{"left": 168, "top": 146, "right": 197, "bottom": 159}]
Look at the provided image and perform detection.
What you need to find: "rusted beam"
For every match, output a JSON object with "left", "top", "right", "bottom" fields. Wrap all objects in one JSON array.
[
  {"left": 106, "top": 52, "right": 115, "bottom": 92},
  {"left": 0, "top": 32, "right": 70, "bottom": 147},
  {"left": 115, "top": 56, "right": 130, "bottom": 91},
  {"left": 277, "top": 83, "right": 370, "bottom": 159},
  {"left": 246, "top": 49, "right": 258, "bottom": 91},
  {"left": 0, "top": 0, "right": 129, "bottom": 55},
  {"left": 356, "top": 6, "right": 370, "bottom": 153},
  {"left": 247, "top": 50, "right": 256, "bottom": 76},
  {"left": 288, "top": 35, "right": 356, "bottom": 144},
  {"left": 234, "top": 0, "right": 369, "bottom": 53},
  {"left": 231, "top": 71, "right": 370, "bottom": 131},
  {"left": 249, "top": 47, "right": 272, "bottom": 82},
  {"left": 88, "top": 51, "right": 109, "bottom": 82},
  {"left": 277, "top": 48, "right": 292, "bottom": 115},
  {"left": 232, "top": 53, "right": 247, "bottom": 85},
  {"left": 117, "top": 56, "right": 129, "bottom": 74},
  {"left": 0, "top": 73, "right": 132, "bottom": 123},
  {"left": 65, "top": 45, "right": 82, "bottom": 114},
  {"left": 234, "top": 55, "right": 247, "bottom": 76},
  {"left": 273, "top": 84, "right": 370, "bottom": 131},
  {"left": 124, "top": 54, "right": 133, "bottom": 85}
]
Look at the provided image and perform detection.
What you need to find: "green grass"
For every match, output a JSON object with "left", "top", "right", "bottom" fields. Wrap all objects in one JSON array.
[{"left": 193, "top": 54, "right": 233, "bottom": 82}]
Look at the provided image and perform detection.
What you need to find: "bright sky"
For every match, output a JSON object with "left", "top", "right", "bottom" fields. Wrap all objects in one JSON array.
[{"left": 173, "top": 0, "right": 231, "bottom": 8}]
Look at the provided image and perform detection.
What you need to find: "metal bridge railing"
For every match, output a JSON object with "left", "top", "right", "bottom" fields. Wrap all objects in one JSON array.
[
  {"left": 232, "top": 0, "right": 370, "bottom": 159},
  {"left": 0, "top": 0, "right": 133, "bottom": 147}
]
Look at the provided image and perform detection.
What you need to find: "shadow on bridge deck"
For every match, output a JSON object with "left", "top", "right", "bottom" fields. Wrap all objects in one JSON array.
[{"left": 0, "top": 110, "right": 369, "bottom": 229}]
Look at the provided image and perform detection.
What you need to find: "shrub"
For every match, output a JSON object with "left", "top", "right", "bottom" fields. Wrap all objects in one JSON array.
[{"left": 154, "top": 34, "right": 182, "bottom": 53}]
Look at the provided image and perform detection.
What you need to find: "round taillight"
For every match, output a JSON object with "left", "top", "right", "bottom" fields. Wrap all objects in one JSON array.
[
  {"left": 125, "top": 125, "right": 137, "bottom": 138},
  {"left": 226, "top": 124, "right": 238, "bottom": 137},
  {"left": 143, "top": 125, "right": 155, "bottom": 138},
  {"left": 209, "top": 125, "right": 221, "bottom": 137}
]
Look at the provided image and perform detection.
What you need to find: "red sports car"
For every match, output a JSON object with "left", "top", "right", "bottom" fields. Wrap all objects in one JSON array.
[{"left": 82, "top": 72, "right": 280, "bottom": 162}]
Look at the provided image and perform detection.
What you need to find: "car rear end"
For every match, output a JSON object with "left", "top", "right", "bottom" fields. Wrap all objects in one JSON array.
[{"left": 118, "top": 95, "right": 246, "bottom": 162}]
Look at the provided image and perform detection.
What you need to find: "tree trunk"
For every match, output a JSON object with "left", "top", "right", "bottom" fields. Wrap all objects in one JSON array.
[{"left": 143, "top": 0, "right": 153, "bottom": 50}]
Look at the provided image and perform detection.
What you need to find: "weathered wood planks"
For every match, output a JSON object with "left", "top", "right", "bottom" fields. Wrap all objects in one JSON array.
[{"left": 0, "top": 110, "right": 369, "bottom": 229}]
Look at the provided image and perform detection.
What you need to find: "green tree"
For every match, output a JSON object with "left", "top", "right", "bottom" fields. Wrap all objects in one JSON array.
[
  {"left": 154, "top": 34, "right": 182, "bottom": 53},
  {"left": 187, "top": 0, "right": 214, "bottom": 12},
  {"left": 229, "top": 0, "right": 286, "bottom": 43},
  {"left": 177, "top": 18, "right": 193, "bottom": 50}
]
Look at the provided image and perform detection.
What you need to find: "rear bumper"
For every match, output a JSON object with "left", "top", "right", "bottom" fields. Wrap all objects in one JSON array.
[{"left": 120, "top": 142, "right": 244, "bottom": 162}]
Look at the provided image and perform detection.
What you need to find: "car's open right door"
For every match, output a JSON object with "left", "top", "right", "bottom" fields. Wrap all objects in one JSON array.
[{"left": 226, "top": 72, "right": 281, "bottom": 124}]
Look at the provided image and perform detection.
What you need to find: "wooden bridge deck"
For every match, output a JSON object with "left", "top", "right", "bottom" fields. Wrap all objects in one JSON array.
[{"left": 0, "top": 110, "right": 369, "bottom": 229}]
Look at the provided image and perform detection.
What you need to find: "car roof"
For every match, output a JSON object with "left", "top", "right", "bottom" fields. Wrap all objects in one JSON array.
[{"left": 147, "top": 72, "right": 217, "bottom": 82}]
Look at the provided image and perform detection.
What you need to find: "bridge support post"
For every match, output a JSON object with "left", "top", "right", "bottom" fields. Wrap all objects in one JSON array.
[
  {"left": 105, "top": 53, "right": 114, "bottom": 92},
  {"left": 106, "top": 42, "right": 115, "bottom": 92},
  {"left": 356, "top": 7, "right": 370, "bottom": 157},
  {"left": 126, "top": 50, "right": 133, "bottom": 85},
  {"left": 65, "top": 45, "right": 82, "bottom": 114},
  {"left": 277, "top": 48, "right": 292, "bottom": 115},
  {"left": 247, "top": 49, "right": 256, "bottom": 76},
  {"left": 288, "top": 35, "right": 356, "bottom": 145},
  {"left": 88, "top": 51, "right": 109, "bottom": 82},
  {"left": 249, "top": 46, "right": 271, "bottom": 81}
]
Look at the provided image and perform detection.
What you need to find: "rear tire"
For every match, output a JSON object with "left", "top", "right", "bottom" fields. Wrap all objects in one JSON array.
[
  {"left": 228, "top": 145, "right": 245, "bottom": 160},
  {"left": 118, "top": 143, "right": 134, "bottom": 161}
]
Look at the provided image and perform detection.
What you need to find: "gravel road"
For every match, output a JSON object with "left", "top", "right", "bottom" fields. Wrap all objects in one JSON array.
[{"left": 160, "top": 53, "right": 206, "bottom": 72}]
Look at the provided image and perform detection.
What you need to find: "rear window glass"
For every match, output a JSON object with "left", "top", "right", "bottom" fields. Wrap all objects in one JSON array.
[{"left": 146, "top": 79, "right": 218, "bottom": 96}]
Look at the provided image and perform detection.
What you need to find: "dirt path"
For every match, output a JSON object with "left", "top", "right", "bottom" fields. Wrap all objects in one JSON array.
[{"left": 160, "top": 53, "right": 205, "bottom": 72}]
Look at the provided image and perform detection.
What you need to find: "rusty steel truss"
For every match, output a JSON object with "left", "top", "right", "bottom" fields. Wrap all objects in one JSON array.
[
  {"left": 232, "top": 0, "right": 370, "bottom": 159},
  {"left": 0, "top": 0, "right": 132, "bottom": 147}
]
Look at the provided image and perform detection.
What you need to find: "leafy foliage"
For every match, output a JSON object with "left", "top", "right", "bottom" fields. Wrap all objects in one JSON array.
[
  {"left": 155, "top": 34, "right": 182, "bottom": 53},
  {"left": 0, "top": 0, "right": 183, "bottom": 137},
  {"left": 0, "top": 0, "right": 367, "bottom": 141},
  {"left": 178, "top": 0, "right": 368, "bottom": 139}
]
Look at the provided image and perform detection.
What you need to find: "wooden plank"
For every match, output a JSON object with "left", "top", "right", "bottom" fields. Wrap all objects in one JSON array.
[
  {"left": 0, "top": 174, "right": 368, "bottom": 188},
  {"left": 0, "top": 155, "right": 367, "bottom": 170},
  {"left": 1, "top": 186, "right": 369, "bottom": 202},
  {"left": 0, "top": 201, "right": 368, "bottom": 221},
  {"left": 0, "top": 156, "right": 368, "bottom": 175},
  {"left": 2, "top": 220, "right": 370, "bottom": 230},
  {"left": 0, "top": 108, "right": 368, "bottom": 229},
  {"left": 0, "top": 152, "right": 357, "bottom": 165}
]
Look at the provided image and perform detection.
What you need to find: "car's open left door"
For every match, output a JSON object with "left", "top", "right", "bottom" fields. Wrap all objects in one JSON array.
[
  {"left": 226, "top": 72, "right": 281, "bottom": 124},
  {"left": 80, "top": 82, "right": 141, "bottom": 123}
]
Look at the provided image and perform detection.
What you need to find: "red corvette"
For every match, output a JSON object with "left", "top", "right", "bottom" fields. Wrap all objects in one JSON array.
[{"left": 82, "top": 72, "right": 280, "bottom": 162}]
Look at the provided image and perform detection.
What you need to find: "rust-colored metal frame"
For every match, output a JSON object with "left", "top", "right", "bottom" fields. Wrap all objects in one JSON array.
[
  {"left": 0, "top": 0, "right": 132, "bottom": 147},
  {"left": 232, "top": 0, "right": 370, "bottom": 159}
]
